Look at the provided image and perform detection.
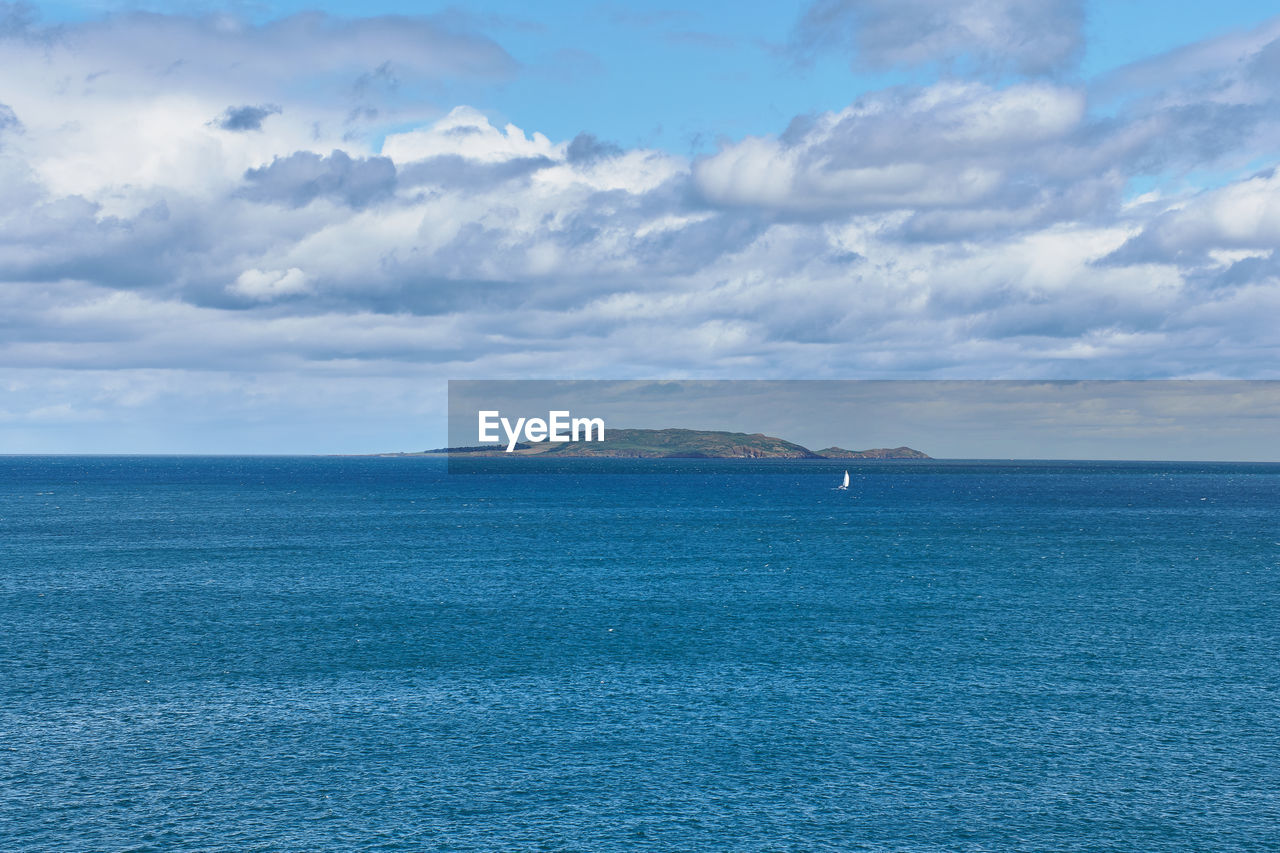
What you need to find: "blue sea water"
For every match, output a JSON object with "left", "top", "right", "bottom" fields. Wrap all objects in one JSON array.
[{"left": 2, "top": 456, "right": 1279, "bottom": 852}]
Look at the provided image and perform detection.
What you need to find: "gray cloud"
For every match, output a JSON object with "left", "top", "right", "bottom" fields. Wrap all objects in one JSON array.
[
  {"left": 214, "top": 104, "right": 281, "bottom": 132},
  {"left": 0, "top": 196, "right": 188, "bottom": 289},
  {"left": 0, "top": 102, "right": 19, "bottom": 135},
  {"left": 240, "top": 150, "right": 397, "bottom": 209},
  {"left": 1095, "top": 17, "right": 1280, "bottom": 101},
  {"left": 0, "top": 3, "right": 40, "bottom": 40},
  {"left": 1248, "top": 36, "right": 1280, "bottom": 79},
  {"left": 0, "top": 6, "right": 517, "bottom": 110},
  {"left": 794, "top": 0, "right": 1084, "bottom": 75},
  {"left": 397, "top": 155, "right": 555, "bottom": 190},
  {"left": 566, "top": 133, "right": 622, "bottom": 165}
]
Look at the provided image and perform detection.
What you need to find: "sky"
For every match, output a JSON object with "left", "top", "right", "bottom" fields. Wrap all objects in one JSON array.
[{"left": 3, "top": 0, "right": 1280, "bottom": 453}]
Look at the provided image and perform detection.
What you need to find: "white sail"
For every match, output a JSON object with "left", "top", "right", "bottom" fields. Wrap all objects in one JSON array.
[{"left": 838, "top": 470, "right": 850, "bottom": 490}]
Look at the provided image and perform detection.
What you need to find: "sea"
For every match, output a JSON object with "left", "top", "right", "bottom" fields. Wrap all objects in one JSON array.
[{"left": 2, "top": 456, "right": 1278, "bottom": 852}]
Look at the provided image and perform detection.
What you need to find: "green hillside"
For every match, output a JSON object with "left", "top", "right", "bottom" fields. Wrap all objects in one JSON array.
[
  {"left": 530, "top": 428, "right": 820, "bottom": 458},
  {"left": 421, "top": 428, "right": 930, "bottom": 459}
]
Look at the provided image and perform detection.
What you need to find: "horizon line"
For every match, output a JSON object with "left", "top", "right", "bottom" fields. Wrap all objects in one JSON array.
[{"left": 4, "top": 453, "right": 1280, "bottom": 464}]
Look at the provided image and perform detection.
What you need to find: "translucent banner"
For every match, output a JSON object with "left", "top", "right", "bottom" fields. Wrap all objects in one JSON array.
[{"left": 440, "top": 380, "right": 1280, "bottom": 471}]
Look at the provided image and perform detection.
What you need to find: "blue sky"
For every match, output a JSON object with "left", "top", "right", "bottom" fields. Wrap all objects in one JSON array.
[{"left": 3, "top": 0, "right": 1280, "bottom": 452}]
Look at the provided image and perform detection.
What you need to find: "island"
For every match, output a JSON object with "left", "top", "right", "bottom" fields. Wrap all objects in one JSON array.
[
  {"left": 815, "top": 446, "right": 930, "bottom": 459},
  {"left": 403, "top": 428, "right": 930, "bottom": 459}
]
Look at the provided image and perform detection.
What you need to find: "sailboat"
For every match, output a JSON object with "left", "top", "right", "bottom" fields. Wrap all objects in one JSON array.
[{"left": 836, "top": 470, "right": 849, "bottom": 490}]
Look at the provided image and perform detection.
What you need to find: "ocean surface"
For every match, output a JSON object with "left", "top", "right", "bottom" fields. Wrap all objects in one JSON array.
[{"left": 2, "top": 456, "right": 1279, "bottom": 852}]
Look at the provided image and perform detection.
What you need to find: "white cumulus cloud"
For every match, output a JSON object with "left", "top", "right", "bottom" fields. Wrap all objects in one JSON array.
[{"left": 230, "top": 268, "right": 312, "bottom": 301}]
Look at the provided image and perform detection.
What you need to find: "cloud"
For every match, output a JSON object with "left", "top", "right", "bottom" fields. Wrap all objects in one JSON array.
[
  {"left": 794, "top": 0, "right": 1085, "bottom": 75},
  {"left": 0, "top": 102, "right": 19, "bottom": 135},
  {"left": 397, "top": 155, "right": 555, "bottom": 191},
  {"left": 1103, "top": 169, "right": 1280, "bottom": 266},
  {"left": 230, "top": 267, "right": 311, "bottom": 301},
  {"left": 240, "top": 150, "right": 397, "bottom": 208},
  {"left": 566, "top": 133, "right": 623, "bottom": 165},
  {"left": 693, "top": 60, "right": 1280, "bottom": 246},
  {"left": 693, "top": 81, "right": 1089, "bottom": 218},
  {"left": 214, "top": 104, "right": 282, "bottom": 132},
  {"left": 1094, "top": 16, "right": 1280, "bottom": 102},
  {"left": 0, "top": 7, "right": 517, "bottom": 98},
  {"left": 381, "top": 106, "right": 558, "bottom": 164},
  {"left": 0, "top": 7, "right": 518, "bottom": 198}
]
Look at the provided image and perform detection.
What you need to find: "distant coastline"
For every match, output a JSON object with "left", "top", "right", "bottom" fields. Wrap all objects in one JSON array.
[{"left": 388, "top": 428, "right": 929, "bottom": 459}]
